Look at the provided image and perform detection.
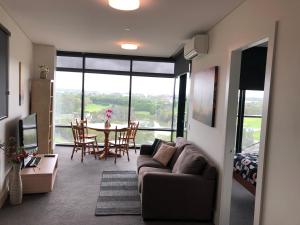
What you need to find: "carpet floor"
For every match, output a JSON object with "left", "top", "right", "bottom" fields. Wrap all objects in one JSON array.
[{"left": 0, "top": 147, "right": 212, "bottom": 225}]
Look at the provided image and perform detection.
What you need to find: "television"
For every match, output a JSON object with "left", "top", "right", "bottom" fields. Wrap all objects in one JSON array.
[{"left": 18, "top": 113, "right": 38, "bottom": 166}]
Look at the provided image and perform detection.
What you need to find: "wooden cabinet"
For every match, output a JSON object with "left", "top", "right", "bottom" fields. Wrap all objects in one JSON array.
[
  {"left": 31, "top": 79, "right": 54, "bottom": 154},
  {"left": 21, "top": 154, "right": 58, "bottom": 193}
]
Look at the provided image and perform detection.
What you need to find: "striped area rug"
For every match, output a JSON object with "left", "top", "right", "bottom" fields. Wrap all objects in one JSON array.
[{"left": 95, "top": 171, "right": 141, "bottom": 216}]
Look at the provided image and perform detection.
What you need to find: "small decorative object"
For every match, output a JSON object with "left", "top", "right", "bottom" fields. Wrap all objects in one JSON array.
[
  {"left": 39, "top": 64, "right": 50, "bottom": 79},
  {"left": 192, "top": 66, "right": 218, "bottom": 127},
  {"left": 0, "top": 137, "right": 29, "bottom": 205},
  {"left": 104, "top": 108, "right": 112, "bottom": 128}
]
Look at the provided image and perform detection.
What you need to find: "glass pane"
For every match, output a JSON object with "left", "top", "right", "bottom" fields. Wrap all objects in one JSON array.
[
  {"left": 85, "top": 58, "right": 130, "bottom": 71},
  {"left": 244, "top": 90, "right": 264, "bottom": 116},
  {"left": 56, "top": 56, "right": 83, "bottom": 69},
  {"left": 132, "top": 61, "right": 174, "bottom": 74},
  {"left": 84, "top": 73, "right": 129, "bottom": 126},
  {"left": 55, "top": 127, "right": 73, "bottom": 144},
  {"left": 135, "top": 130, "right": 172, "bottom": 145},
  {"left": 173, "top": 77, "right": 179, "bottom": 130},
  {"left": 55, "top": 71, "right": 82, "bottom": 125},
  {"left": 242, "top": 117, "right": 262, "bottom": 150},
  {"left": 131, "top": 76, "right": 175, "bottom": 129}
]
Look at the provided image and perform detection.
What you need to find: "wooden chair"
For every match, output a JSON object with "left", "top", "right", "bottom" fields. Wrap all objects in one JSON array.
[
  {"left": 109, "top": 127, "right": 130, "bottom": 164},
  {"left": 75, "top": 118, "right": 99, "bottom": 153},
  {"left": 71, "top": 123, "right": 97, "bottom": 162},
  {"left": 128, "top": 121, "right": 139, "bottom": 153}
]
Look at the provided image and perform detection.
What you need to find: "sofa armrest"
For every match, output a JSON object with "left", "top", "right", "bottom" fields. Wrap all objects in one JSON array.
[
  {"left": 142, "top": 172, "right": 216, "bottom": 221},
  {"left": 140, "top": 145, "right": 154, "bottom": 155}
]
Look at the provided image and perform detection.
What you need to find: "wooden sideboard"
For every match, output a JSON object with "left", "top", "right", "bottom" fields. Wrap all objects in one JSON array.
[{"left": 20, "top": 154, "right": 58, "bottom": 194}]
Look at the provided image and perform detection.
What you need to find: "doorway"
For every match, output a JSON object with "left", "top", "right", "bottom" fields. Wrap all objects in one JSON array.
[
  {"left": 221, "top": 27, "right": 277, "bottom": 225},
  {"left": 230, "top": 44, "right": 268, "bottom": 225}
]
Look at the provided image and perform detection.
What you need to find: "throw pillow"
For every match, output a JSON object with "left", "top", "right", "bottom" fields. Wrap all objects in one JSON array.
[
  {"left": 152, "top": 139, "right": 175, "bottom": 156},
  {"left": 153, "top": 143, "right": 177, "bottom": 167},
  {"left": 172, "top": 147, "right": 207, "bottom": 175}
]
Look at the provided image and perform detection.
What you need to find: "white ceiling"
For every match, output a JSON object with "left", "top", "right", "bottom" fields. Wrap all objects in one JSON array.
[{"left": 0, "top": 0, "right": 245, "bottom": 57}]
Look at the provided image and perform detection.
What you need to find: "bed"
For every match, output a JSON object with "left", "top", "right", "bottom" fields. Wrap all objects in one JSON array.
[{"left": 233, "top": 147, "right": 259, "bottom": 195}]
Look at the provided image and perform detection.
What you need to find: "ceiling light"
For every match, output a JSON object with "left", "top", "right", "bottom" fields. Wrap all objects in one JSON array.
[
  {"left": 108, "top": 0, "right": 140, "bottom": 11},
  {"left": 121, "top": 43, "right": 138, "bottom": 50}
]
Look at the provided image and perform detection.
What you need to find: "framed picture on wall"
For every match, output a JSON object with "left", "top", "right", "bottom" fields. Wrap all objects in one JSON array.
[
  {"left": 192, "top": 66, "right": 218, "bottom": 127},
  {"left": 0, "top": 24, "right": 10, "bottom": 121}
]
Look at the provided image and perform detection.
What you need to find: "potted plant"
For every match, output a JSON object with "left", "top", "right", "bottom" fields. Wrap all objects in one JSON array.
[{"left": 0, "top": 137, "right": 29, "bottom": 205}]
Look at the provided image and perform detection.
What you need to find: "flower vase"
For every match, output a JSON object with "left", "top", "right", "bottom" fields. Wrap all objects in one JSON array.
[
  {"left": 105, "top": 120, "right": 111, "bottom": 128},
  {"left": 40, "top": 71, "right": 48, "bottom": 79},
  {"left": 9, "top": 163, "right": 23, "bottom": 205}
]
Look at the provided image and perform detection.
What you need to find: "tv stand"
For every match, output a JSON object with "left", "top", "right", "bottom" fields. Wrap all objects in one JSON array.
[{"left": 20, "top": 154, "right": 58, "bottom": 194}]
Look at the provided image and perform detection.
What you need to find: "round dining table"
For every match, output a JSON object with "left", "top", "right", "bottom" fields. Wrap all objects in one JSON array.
[{"left": 88, "top": 124, "right": 126, "bottom": 159}]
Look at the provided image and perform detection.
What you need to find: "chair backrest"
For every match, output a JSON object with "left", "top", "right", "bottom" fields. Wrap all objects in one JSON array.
[
  {"left": 75, "top": 118, "right": 89, "bottom": 134},
  {"left": 71, "top": 122, "right": 85, "bottom": 143},
  {"left": 128, "top": 121, "right": 139, "bottom": 138},
  {"left": 114, "top": 126, "right": 130, "bottom": 147}
]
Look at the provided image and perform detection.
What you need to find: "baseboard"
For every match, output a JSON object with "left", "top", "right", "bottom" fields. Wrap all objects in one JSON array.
[{"left": 0, "top": 187, "right": 8, "bottom": 208}]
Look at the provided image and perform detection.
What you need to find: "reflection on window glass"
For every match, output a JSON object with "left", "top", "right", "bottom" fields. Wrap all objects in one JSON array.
[
  {"left": 55, "top": 71, "right": 82, "bottom": 125},
  {"left": 84, "top": 73, "right": 129, "bottom": 126},
  {"left": 135, "top": 131, "right": 171, "bottom": 145},
  {"left": 85, "top": 58, "right": 130, "bottom": 71},
  {"left": 132, "top": 61, "right": 174, "bottom": 74},
  {"left": 131, "top": 76, "right": 174, "bottom": 129},
  {"left": 57, "top": 56, "right": 83, "bottom": 68}
]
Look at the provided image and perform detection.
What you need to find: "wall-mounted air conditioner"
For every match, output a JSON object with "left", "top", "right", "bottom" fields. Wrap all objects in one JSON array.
[{"left": 184, "top": 34, "right": 208, "bottom": 60}]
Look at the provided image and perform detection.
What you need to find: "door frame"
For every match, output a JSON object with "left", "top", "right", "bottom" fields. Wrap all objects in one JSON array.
[{"left": 222, "top": 23, "right": 277, "bottom": 225}]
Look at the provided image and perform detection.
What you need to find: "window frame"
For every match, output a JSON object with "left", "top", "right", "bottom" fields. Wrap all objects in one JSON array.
[{"left": 55, "top": 51, "right": 178, "bottom": 146}]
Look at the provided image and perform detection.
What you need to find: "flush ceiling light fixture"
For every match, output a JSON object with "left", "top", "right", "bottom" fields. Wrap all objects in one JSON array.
[
  {"left": 108, "top": 0, "right": 140, "bottom": 11},
  {"left": 121, "top": 43, "right": 139, "bottom": 50}
]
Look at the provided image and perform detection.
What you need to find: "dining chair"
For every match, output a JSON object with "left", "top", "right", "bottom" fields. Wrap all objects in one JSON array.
[
  {"left": 109, "top": 127, "right": 130, "bottom": 164},
  {"left": 76, "top": 118, "right": 99, "bottom": 153},
  {"left": 71, "top": 122, "right": 97, "bottom": 162},
  {"left": 128, "top": 121, "right": 139, "bottom": 153}
]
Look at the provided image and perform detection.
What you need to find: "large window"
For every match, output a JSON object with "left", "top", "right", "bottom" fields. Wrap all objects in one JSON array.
[
  {"left": 55, "top": 53, "right": 178, "bottom": 146},
  {"left": 84, "top": 73, "right": 130, "bottom": 126},
  {"left": 236, "top": 90, "right": 264, "bottom": 152},
  {"left": 55, "top": 71, "right": 82, "bottom": 144}
]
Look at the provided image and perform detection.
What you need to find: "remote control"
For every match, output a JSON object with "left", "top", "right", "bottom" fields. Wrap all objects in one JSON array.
[{"left": 44, "top": 154, "right": 55, "bottom": 157}]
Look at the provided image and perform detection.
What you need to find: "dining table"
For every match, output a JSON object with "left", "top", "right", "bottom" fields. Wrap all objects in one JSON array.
[{"left": 88, "top": 124, "right": 126, "bottom": 160}]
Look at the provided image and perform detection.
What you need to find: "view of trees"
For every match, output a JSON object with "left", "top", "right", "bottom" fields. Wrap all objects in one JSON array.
[
  {"left": 55, "top": 90, "right": 175, "bottom": 145},
  {"left": 241, "top": 91, "right": 264, "bottom": 150}
]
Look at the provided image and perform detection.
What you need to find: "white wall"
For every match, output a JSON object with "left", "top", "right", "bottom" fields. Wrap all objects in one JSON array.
[
  {"left": 33, "top": 44, "right": 56, "bottom": 80},
  {"left": 0, "top": 5, "right": 33, "bottom": 206},
  {"left": 188, "top": 0, "right": 300, "bottom": 225}
]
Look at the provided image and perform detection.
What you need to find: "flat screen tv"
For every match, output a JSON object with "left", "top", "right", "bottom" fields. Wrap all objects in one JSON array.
[{"left": 18, "top": 113, "right": 38, "bottom": 155}]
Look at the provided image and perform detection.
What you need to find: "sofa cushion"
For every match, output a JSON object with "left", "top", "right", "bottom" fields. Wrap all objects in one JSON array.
[
  {"left": 172, "top": 145, "right": 207, "bottom": 175},
  {"left": 153, "top": 144, "right": 177, "bottom": 167},
  {"left": 168, "top": 137, "right": 191, "bottom": 168},
  {"left": 152, "top": 139, "right": 175, "bottom": 156},
  {"left": 138, "top": 166, "right": 172, "bottom": 193},
  {"left": 137, "top": 155, "right": 165, "bottom": 172}
]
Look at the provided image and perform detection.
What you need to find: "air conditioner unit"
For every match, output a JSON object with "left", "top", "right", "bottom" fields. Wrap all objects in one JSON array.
[{"left": 184, "top": 34, "right": 208, "bottom": 60}]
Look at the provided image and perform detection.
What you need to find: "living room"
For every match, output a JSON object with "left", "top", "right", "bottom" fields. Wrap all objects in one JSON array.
[{"left": 0, "top": 0, "right": 299, "bottom": 225}]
